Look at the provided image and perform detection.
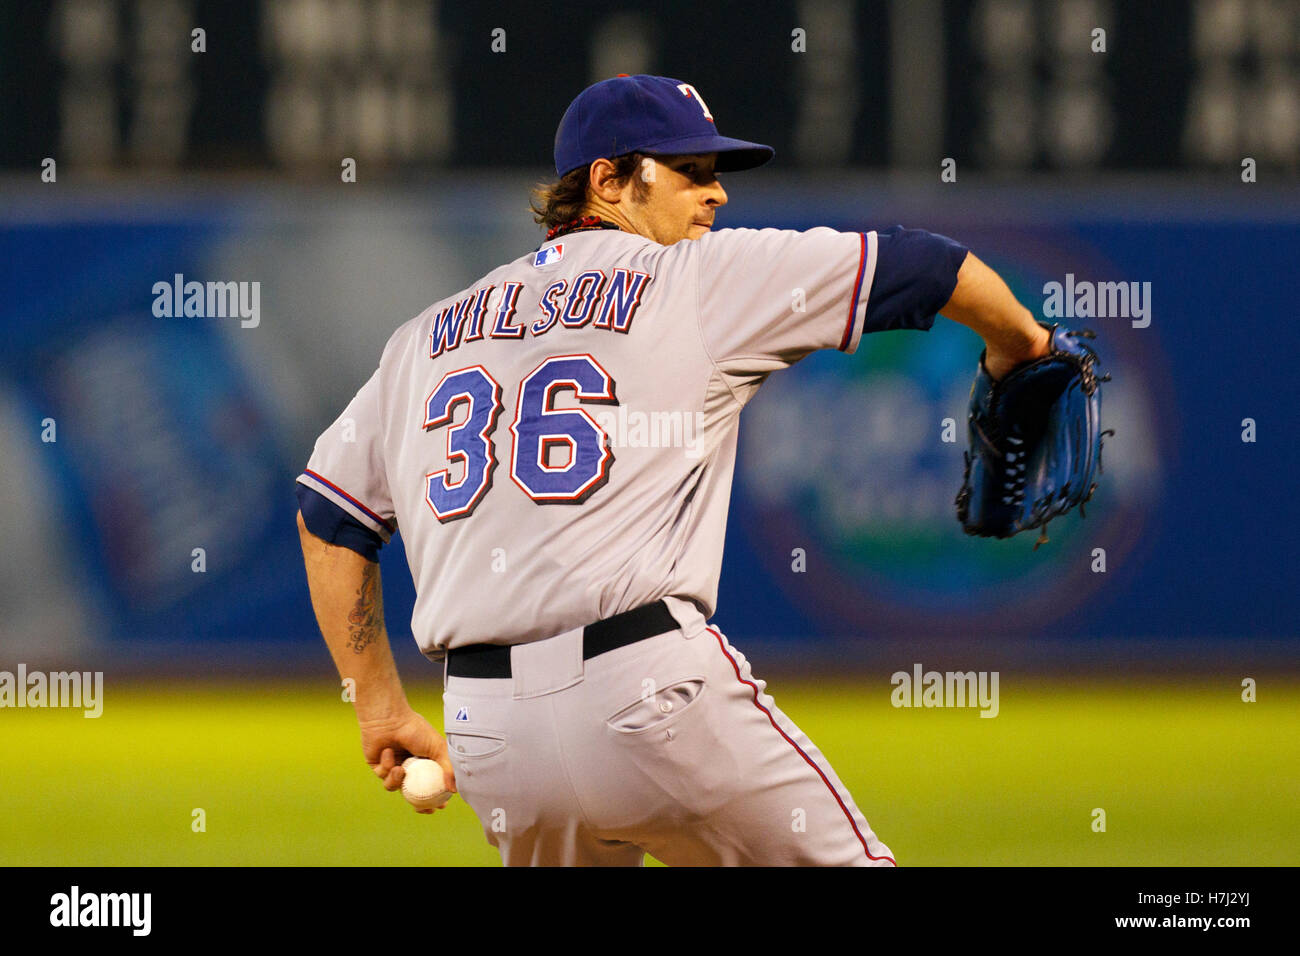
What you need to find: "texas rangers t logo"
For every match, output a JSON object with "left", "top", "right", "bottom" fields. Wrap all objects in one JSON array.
[{"left": 676, "top": 83, "right": 714, "bottom": 122}]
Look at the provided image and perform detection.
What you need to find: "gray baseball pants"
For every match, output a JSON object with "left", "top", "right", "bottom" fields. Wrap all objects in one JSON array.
[{"left": 441, "top": 597, "right": 895, "bottom": 866}]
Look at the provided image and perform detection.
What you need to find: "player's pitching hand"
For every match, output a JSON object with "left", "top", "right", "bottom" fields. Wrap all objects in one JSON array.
[{"left": 358, "top": 707, "right": 458, "bottom": 809}]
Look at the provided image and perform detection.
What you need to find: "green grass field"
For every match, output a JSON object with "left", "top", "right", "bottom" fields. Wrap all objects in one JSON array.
[{"left": 2, "top": 676, "right": 1295, "bottom": 866}]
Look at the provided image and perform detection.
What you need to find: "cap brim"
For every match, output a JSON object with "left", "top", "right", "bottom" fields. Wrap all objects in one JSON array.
[{"left": 641, "top": 133, "right": 774, "bottom": 172}]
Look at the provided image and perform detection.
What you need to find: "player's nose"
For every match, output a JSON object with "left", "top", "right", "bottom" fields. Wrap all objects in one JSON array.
[{"left": 704, "top": 179, "right": 727, "bottom": 207}]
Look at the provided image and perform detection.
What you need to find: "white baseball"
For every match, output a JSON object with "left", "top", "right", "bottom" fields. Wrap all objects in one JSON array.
[{"left": 401, "top": 757, "right": 453, "bottom": 811}]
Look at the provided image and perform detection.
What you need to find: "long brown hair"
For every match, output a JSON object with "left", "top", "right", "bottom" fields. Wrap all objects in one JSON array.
[{"left": 530, "top": 153, "right": 650, "bottom": 229}]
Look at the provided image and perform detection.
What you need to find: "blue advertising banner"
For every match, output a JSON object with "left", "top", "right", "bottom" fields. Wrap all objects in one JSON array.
[
  {"left": 721, "top": 209, "right": 1296, "bottom": 643},
  {"left": 0, "top": 185, "right": 1294, "bottom": 660},
  {"left": 0, "top": 218, "right": 315, "bottom": 644}
]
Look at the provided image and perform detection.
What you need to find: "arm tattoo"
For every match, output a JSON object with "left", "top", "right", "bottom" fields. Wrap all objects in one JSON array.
[{"left": 345, "top": 562, "right": 383, "bottom": 654}]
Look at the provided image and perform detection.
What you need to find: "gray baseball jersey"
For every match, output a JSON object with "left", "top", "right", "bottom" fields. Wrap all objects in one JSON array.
[
  {"left": 297, "top": 226, "right": 878, "bottom": 659},
  {"left": 298, "top": 222, "right": 921, "bottom": 867}
]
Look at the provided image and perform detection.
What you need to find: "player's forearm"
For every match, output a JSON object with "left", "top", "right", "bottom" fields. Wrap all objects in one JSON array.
[
  {"left": 940, "top": 252, "right": 1050, "bottom": 379},
  {"left": 297, "top": 511, "right": 409, "bottom": 720}
]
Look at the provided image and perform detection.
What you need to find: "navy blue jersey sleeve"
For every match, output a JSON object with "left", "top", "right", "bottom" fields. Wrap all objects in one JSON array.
[
  {"left": 296, "top": 483, "right": 385, "bottom": 562},
  {"left": 863, "top": 226, "right": 969, "bottom": 334}
]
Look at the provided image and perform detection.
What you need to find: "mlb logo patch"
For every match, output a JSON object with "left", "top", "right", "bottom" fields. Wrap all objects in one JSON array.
[
  {"left": 533, "top": 244, "right": 564, "bottom": 267},
  {"left": 455, "top": 706, "right": 470, "bottom": 722}
]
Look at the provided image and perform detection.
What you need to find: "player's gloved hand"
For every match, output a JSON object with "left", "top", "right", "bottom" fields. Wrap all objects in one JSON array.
[
  {"left": 359, "top": 705, "right": 458, "bottom": 799},
  {"left": 955, "top": 321, "right": 1113, "bottom": 547}
]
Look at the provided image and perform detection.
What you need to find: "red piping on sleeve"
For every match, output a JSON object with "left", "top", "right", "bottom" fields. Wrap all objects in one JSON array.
[
  {"left": 301, "top": 469, "right": 396, "bottom": 533},
  {"left": 839, "top": 232, "right": 868, "bottom": 352}
]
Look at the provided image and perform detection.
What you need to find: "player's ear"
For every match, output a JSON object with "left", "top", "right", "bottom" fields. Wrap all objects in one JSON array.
[{"left": 589, "top": 158, "right": 626, "bottom": 203}]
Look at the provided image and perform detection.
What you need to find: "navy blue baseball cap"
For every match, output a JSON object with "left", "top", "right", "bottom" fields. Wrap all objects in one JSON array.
[{"left": 553, "top": 74, "right": 774, "bottom": 177}]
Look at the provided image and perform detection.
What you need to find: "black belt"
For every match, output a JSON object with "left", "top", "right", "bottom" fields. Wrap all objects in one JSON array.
[{"left": 446, "top": 600, "right": 678, "bottom": 679}]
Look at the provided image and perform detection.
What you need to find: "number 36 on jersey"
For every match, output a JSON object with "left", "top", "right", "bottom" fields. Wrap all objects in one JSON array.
[{"left": 422, "top": 353, "right": 617, "bottom": 521}]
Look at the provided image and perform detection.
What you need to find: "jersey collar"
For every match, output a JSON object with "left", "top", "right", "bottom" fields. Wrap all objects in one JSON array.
[{"left": 542, "top": 215, "right": 624, "bottom": 243}]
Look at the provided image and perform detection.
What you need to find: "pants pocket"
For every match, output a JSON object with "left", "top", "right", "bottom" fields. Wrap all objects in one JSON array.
[
  {"left": 444, "top": 727, "right": 513, "bottom": 845},
  {"left": 604, "top": 677, "right": 707, "bottom": 735},
  {"left": 446, "top": 730, "right": 507, "bottom": 759}
]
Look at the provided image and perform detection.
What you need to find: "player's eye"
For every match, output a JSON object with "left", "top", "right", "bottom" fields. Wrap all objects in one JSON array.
[{"left": 677, "top": 163, "right": 696, "bottom": 176}]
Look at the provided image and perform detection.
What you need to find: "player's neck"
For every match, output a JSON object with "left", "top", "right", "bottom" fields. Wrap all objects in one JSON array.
[{"left": 576, "top": 200, "right": 641, "bottom": 239}]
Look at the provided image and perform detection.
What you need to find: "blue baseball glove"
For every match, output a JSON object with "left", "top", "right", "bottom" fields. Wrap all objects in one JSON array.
[{"left": 955, "top": 323, "right": 1113, "bottom": 548}]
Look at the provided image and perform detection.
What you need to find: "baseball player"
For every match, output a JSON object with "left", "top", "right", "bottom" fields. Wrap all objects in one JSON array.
[{"left": 296, "top": 75, "right": 1052, "bottom": 866}]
